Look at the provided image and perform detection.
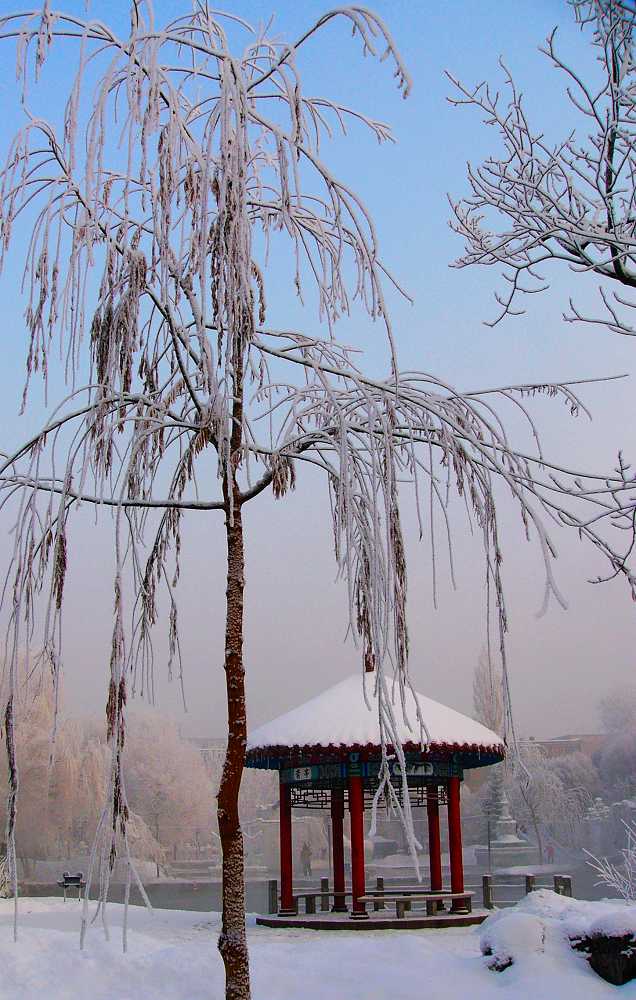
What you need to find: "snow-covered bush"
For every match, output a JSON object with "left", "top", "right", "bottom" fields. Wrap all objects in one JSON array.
[
  {"left": 480, "top": 912, "right": 545, "bottom": 971},
  {"left": 573, "top": 907, "right": 636, "bottom": 986},
  {"left": 482, "top": 889, "right": 636, "bottom": 985}
]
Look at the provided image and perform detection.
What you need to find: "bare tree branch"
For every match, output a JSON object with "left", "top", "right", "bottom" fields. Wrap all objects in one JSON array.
[{"left": 449, "top": 1, "right": 636, "bottom": 335}]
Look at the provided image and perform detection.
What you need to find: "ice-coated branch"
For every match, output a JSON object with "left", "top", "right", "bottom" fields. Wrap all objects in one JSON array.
[
  {"left": 585, "top": 818, "right": 636, "bottom": 902},
  {"left": 449, "top": 0, "right": 636, "bottom": 335}
]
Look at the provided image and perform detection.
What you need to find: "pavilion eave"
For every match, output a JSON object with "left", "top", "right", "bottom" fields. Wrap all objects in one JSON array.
[{"left": 245, "top": 739, "right": 505, "bottom": 771}]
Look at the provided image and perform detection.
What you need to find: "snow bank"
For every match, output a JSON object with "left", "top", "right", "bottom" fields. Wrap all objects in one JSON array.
[
  {"left": 481, "top": 912, "right": 545, "bottom": 969},
  {"left": 510, "top": 888, "right": 636, "bottom": 940},
  {"left": 1, "top": 896, "right": 632, "bottom": 1000}
]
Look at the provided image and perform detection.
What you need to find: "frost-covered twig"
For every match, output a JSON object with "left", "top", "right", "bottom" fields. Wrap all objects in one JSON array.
[
  {"left": 585, "top": 818, "right": 636, "bottom": 902},
  {"left": 449, "top": 0, "right": 636, "bottom": 335}
]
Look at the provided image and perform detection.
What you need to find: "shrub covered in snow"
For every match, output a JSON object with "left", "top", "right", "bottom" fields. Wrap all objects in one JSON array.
[
  {"left": 573, "top": 907, "right": 636, "bottom": 986},
  {"left": 572, "top": 930, "right": 636, "bottom": 986},
  {"left": 481, "top": 889, "right": 636, "bottom": 985},
  {"left": 480, "top": 912, "right": 545, "bottom": 971}
]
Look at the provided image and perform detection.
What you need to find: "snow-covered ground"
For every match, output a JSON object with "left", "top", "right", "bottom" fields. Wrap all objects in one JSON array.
[{"left": 1, "top": 895, "right": 635, "bottom": 1000}]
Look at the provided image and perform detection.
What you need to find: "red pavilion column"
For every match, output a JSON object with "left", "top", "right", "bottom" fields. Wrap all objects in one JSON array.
[
  {"left": 331, "top": 788, "right": 347, "bottom": 912},
  {"left": 426, "top": 786, "right": 443, "bottom": 895},
  {"left": 447, "top": 775, "right": 466, "bottom": 913},
  {"left": 279, "top": 777, "right": 295, "bottom": 914},
  {"left": 348, "top": 775, "right": 368, "bottom": 919}
]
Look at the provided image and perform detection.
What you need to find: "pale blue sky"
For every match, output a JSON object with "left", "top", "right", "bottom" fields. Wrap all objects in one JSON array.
[{"left": 0, "top": 0, "right": 634, "bottom": 738}]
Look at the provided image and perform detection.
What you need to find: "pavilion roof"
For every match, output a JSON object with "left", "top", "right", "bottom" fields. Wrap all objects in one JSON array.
[{"left": 246, "top": 675, "right": 504, "bottom": 759}]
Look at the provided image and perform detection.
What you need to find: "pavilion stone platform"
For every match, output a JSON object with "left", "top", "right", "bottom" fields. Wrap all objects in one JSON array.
[
  {"left": 246, "top": 675, "right": 504, "bottom": 930},
  {"left": 256, "top": 908, "right": 489, "bottom": 931}
]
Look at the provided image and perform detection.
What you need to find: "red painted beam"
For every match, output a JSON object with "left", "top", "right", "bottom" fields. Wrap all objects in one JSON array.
[
  {"left": 348, "top": 776, "right": 368, "bottom": 919},
  {"left": 331, "top": 788, "right": 347, "bottom": 912}
]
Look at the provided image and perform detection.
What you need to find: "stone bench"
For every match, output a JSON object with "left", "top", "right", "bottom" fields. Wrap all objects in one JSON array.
[
  {"left": 359, "top": 890, "right": 474, "bottom": 919},
  {"left": 364, "top": 885, "right": 456, "bottom": 912},
  {"left": 291, "top": 890, "right": 354, "bottom": 914}
]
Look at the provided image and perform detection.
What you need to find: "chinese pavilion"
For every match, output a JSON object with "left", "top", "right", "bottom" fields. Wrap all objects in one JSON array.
[{"left": 246, "top": 675, "right": 504, "bottom": 923}]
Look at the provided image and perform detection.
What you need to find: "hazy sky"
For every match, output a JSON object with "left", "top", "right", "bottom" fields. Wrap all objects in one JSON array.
[{"left": 0, "top": 0, "right": 635, "bottom": 741}]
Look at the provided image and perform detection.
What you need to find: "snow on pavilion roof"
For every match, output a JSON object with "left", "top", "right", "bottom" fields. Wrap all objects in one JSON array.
[{"left": 247, "top": 674, "right": 504, "bottom": 758}]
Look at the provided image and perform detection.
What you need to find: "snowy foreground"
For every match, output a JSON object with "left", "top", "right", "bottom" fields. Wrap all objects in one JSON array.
[{"left": 2, "top": 894, "right": 636, "bottom": 1000}]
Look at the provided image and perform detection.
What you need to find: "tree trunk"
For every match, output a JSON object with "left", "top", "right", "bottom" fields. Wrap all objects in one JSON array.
[
  {"left": 527, "top": 801, "right": 544, "bottom": 865},
  {"left": 217, "top": 487, "right": 251, "bottom": 1000}
]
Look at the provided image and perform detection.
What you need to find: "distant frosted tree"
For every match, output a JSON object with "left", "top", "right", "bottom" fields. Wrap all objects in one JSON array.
[
  {"left": 599, "top": 685, "right": 636, "bottom": 732},
  {"left": 0, "top": 5, "right": 633, "bottom": 997},
  {"left": 597, "top": 684, "right": 636, "bottom": 800},
  {"left": 45, "top": 720, "right": 109, "bottom": 856},
  {"left": 0, "top": 668, "right": 164, "bottom": 868},
  {"left": 507, "top": 742, "right": 585, "bottom": 859},
  {"left": 471, "top": 653, "right": 589, "bottom": 855},
  {"left": 598, "top": 730, "right": 636, "bottom": 799},
  {"left": 547, "top": 750, "right": 600, "bottom": 810},
  {"left": 0, "top": 670, "right": 58, "bottom": 869},
  {"left": 472, "top": 647, "right": 506, "bottom": 736},
  {"left": 472, "top": 647, "right": 508, "bottom": 857},
  {"left": 124, "top": 714, "right": 213, "bottom": 858}
]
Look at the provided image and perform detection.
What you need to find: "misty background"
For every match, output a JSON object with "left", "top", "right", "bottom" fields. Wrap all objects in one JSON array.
[{"left": 0, "top": 0, "right": 634, "bottom": 742}]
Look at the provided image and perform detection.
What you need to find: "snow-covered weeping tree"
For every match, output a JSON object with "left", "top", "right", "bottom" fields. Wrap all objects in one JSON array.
[{"left": 0, "top": 5, "right": 635, "bottom": 999}]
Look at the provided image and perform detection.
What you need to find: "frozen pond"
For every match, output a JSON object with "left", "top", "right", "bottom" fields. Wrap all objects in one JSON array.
[{"left": 21, "top": 860, "right": 621, "bottom": 912}]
